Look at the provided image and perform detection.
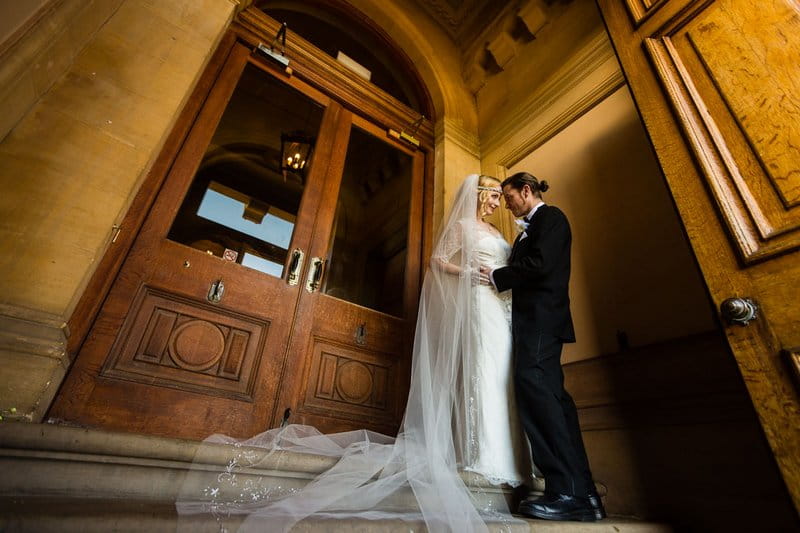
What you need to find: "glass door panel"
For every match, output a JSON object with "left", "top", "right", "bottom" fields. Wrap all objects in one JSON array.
[
  {"left": 168, "top": 62, "right": 325, "bottom": 278},
  {"left": 323, "top": 125, "right": 413, "bottom": 316}
]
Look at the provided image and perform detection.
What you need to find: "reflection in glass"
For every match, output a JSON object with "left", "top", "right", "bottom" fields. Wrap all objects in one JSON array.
[
  {"left": 168, "top": 63, "right": 324, "bottom": 277},
  {"left": 323, "top": 126, "right": 412, "bottom": 316},
  {"left": 197, "top": 183, "right": 294, "bottom": 249}
]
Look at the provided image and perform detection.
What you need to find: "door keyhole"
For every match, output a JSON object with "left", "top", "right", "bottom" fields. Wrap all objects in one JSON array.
[{"left": 355, "top": 323, "right": 367, "bottom": 345}]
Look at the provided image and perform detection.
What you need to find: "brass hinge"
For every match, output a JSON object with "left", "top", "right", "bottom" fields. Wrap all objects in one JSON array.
[{"left": 111, "top": 224, "right": 122, "bottom": 244}]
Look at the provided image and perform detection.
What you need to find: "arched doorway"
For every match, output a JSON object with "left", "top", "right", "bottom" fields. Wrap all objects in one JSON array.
[{"left": 49, "top": 6, "right": 435, "bottom": 440}]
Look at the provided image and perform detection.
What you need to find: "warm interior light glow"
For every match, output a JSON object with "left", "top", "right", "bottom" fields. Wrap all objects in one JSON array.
[{"left": 280, "top": 132, "right": 315, "bottom": 181}]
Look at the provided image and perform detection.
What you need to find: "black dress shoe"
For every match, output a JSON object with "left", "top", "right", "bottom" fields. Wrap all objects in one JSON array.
[
  {"left": 523, "top": 491, "right": 606, "bottom": 520},
  {"left": 518, "top": 493, "right": 598, "bottom": 522}
]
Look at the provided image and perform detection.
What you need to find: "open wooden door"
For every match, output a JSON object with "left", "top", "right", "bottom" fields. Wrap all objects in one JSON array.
[{"left": 594, "top": 0, "right": 799, "bottom": 509}]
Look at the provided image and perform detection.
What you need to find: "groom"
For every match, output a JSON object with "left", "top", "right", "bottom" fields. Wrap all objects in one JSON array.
[{"left": 481, "top": 171, "right": 605, "bottom": 522}]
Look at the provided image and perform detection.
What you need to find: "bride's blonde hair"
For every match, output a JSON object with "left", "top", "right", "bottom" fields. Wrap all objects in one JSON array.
[{"left": 477, "top": 174, "right": 501, "bottom": 217}]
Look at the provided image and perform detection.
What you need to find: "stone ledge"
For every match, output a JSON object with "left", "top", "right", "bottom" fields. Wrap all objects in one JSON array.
[
  {"left": 0, "top": 423, "right": 510, "bottom": 505},
  {"left": 0, "top": 313, "right": 67, "bottom": 360}
]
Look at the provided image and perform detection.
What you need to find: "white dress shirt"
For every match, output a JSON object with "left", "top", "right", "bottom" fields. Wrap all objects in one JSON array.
[{"left": 518, "top": 201, "right": 545, "bottom": 241}]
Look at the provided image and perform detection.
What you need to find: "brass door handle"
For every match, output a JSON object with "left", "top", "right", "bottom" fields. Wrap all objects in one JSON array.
[
  {"left": 305, "top": 257, "right": 325, "bottom": 293},
  {"left": 287, "top": 248, "right": 304, "bottom": 286},
  {"left": 720, "top": 297, "right": 758, "bottom": 326},
  {"left": 207, "top": 279, "right": 225, "bottom": 302}
]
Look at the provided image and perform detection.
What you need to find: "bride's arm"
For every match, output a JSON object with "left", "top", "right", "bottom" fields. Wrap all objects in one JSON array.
[
  {"left": 432, "top": 257, "right": 461, "bottom": 275},
  {"left": 431, "top": 221, "right": 468, "bottom": 277},
  {"left": 430, "top": 222, "right": 490, "bottom": 284}
]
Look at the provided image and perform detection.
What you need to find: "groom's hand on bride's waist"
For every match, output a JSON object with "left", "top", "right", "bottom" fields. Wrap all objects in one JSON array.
[
  {"left": 477, "top": 265, "right": 494, "bottom": 287},
  {"left": 460, "top": 266, "right": 489, "bottom": 286},
  {"left": 472, "top": 269, "right": 491, "bottom": 286}
]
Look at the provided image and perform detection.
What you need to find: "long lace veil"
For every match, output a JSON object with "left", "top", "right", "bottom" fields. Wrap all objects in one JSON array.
[{"left": 176, "top": 174, "right": 519, "bottom": 532}]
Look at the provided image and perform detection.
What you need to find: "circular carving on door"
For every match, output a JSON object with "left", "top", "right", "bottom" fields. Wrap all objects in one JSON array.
[
  {"left": 169, "top": 320, "right": 225, "bottom": 371},
  {"left": 335, "top": 361, "right": 373, "bottom": 404}
]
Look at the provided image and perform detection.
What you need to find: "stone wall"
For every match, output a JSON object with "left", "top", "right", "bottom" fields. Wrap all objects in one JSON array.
[
  {"left": 476, "top": 0, "right": 714, "bottom": 360},
  {"left": 0, "top": 0, "right": 236, "bottom": 420}
]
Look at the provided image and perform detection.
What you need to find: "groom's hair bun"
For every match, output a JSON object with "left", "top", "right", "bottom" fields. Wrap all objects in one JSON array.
[{"left": 502, "top": 172, "right": 549, "bottom": 197}]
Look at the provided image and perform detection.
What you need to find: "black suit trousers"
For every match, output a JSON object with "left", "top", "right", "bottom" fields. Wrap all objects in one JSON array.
[{"left": 514, "top": 331, "right": 593, "bottom": 497}]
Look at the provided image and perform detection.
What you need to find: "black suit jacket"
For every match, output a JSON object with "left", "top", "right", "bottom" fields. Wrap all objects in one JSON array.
[{"left": 493, "top": 204, "right": 576, "bottom": 343}]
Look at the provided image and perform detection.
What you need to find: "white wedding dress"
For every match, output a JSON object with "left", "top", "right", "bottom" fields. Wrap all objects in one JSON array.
[
  {"left": 176, "top": 174, "right": 531, "bottom": 532},
  {"left": 460, "top": 227, "right": 531, "bottom": 487}
]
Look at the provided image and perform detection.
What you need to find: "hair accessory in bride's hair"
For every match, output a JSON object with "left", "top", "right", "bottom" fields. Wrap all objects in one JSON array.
[{"left": 477, "top": 185, "right": 501, "bottom": 193}]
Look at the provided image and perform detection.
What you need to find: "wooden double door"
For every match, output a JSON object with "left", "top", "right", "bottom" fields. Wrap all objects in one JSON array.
[{"left": 50, "top": 41, "right": 425, "bottom": 440}]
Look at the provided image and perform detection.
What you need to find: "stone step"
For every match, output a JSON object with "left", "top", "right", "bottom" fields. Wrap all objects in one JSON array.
[
  {"left": 2, "top": 501, "right": 674, "bottom": 533},
  {"left": 0, "top": 423, "right": 673, "bottom": 532}
]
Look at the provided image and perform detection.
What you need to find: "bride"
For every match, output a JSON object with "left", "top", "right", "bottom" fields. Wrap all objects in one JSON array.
[
  {"left": 430, "top": 174, "right": 531, "bottom": 485},
  {"left": 177, "top": 174, "right": 533, "bottom": 532}
]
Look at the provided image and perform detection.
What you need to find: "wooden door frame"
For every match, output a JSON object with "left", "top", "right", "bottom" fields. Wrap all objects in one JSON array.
[
  {"left": 62, "top": 9, "right": 436, "bottom": 373},
  {"left": 235, "top": 8, "right": 435, "bottom": 150},
  {"left": 253, "top": 0, "right": 435, "bottom": 120}
]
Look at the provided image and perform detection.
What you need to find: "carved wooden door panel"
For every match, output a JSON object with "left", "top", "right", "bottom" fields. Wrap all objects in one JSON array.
[
  {"left": 595, "top": 0, "right": 800, "bottom": 508},
  {"left": 49, "top": 43, "right": 350, "bottom": 440}
]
